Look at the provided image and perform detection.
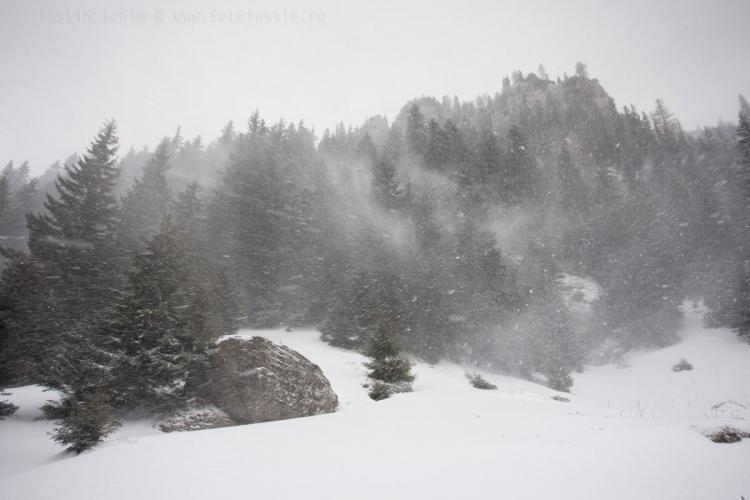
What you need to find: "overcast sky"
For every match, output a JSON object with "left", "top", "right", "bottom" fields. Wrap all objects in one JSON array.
[{"left": 1, "top": 0, "right": 749, "bottom": 174}]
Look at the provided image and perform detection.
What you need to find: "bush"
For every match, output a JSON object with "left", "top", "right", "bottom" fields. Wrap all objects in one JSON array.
[
  {"left": 546, "top": 369, "right": 573, "bottom": 393},
  {"left": 672, "top": 358, "right": 693, "bottom": 372},
  {"left": 41, "top": 397, "right": 74, "bottom": 420},
  {"left": 367, "top": 380, "right": 413, "bottom": 401},
  {"left": 466, "top": 373, "right": 497, "bottom": 390},
  {"left": 703, "top": 426, "right": 750, "bottom": 443},
  {"left": 52, "top": 390, "right": 120, "bottom": 454},
  {"left": 368, "top": 381, "right": 392, "bottom": 401},
  {"left": 0, "top": 400, "right": 18, "bottom": 418}
]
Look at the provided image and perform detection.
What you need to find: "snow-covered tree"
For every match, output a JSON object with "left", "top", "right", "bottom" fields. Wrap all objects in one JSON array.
[{"left": 107, "top": 215, "right": 212, "bottom": 412}]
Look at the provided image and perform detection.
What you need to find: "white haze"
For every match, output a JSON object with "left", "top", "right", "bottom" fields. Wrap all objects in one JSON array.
[{"left": 1, "top": 0, "right": 749, "bottom": 174}]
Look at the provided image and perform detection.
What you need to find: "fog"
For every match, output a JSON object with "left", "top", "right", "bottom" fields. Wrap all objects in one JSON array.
[{"left": 1, "top": 0, "right": 749, "bottom": 174}]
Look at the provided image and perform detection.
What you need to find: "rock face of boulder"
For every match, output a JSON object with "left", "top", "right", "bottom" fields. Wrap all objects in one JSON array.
[
  {"left": 203, "top": 336, "right": 338, "bottom": 424},
  {"left": 159, "top": 405, "right": 235, "bottom": 433}
]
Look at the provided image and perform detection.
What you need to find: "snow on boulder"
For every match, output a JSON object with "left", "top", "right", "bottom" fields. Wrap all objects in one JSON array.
[
  {"left": 200, "top": 336, "right": 338, "bottom": 424},
  {"left": 159, "top": 405, "right": 235, "bottom": 433},
  {"left": 556, "top": 272, "right": 601, "bottom": 315}
]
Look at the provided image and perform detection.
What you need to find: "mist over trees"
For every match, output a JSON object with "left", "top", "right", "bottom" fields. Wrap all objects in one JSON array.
[{"left": 0, "top": 66, "right": 748, "bottom": 450}]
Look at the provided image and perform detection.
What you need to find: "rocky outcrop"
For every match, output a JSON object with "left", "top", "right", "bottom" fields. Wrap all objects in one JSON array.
[
  {"left": 159, "top": 405, "right": 235, "bottom": 433},
  {"left": 200, "top": 336, "right": 338, "bottom": 424}
]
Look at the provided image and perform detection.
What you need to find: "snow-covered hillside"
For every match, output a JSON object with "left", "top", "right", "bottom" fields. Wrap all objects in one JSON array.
[{"left": 2, "top": 303, "right": 749, "bottom": 500}]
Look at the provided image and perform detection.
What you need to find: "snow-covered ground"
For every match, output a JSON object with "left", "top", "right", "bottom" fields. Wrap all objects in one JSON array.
[{"left": 2, "top": 303, "right": 749, "bottom": 499}]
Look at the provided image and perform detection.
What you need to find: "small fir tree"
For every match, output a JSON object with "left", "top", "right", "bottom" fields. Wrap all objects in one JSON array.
[
  {"left": 364, "top": 316, "right": 414, "bottom": 387},
  {"left": 52, "top": 389, "right": 119, "bottom": 454}
]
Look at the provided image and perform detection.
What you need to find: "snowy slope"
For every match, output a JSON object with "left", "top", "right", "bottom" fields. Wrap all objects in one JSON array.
[{"left": 2, "top": 303, "right": 750, "bottom": 500}]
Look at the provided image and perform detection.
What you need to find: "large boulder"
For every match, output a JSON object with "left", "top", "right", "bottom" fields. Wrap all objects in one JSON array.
[{"left": 201, "top": 336, "right": 338, "bottom": 424}]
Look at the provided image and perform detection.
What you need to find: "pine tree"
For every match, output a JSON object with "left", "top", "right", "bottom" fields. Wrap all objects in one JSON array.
[
  {"left": 557, "top": 144, "right": 587, "bottom": 213},
  {"left": 8, "top": 178, "right": 38, "bottom": 238},
  {"left": 207, "top": 118, "right": 325, "bottom": 326},
  {"left": 503, "top": 126, "right": 538, "bottom": 204},
  {"left": 404, "top": 197, "right": 457, "bottom": 362},
  {"left": 321, "top": 266, "right": 386, "bottom": 350},
  {"left": 371, "top": 154, "right": 402, "bottom": 210},
  {"left": 364, "top": 309, "right": 414, "bottom": 400},
  {"left": 0, "top": 248, "right": 45, "bottom": 385},
  {"left": 170, "top": 126, "right": 184, "bottom": 152},
  {"left": 0, "top": 175, "right": 8, "bottom": 227},
  {"left": 52, "top": 388, "right": 119, "bottom": 454},
  {"left": 172, "top": 182, "right": 204, "bottom": 237},
  {"left": 406, "top": 104, "right": 427, "bottom": 155},
  {"left": 357, "top": 133, "right": 378, "bottom": 166},
  {"left": 26, "top": 121, "right": 121, "bottom": 332},
  {"left": 540, "top": 294, "right": 578, "bottom": 392},
  {"left": 0, "top": 161, "right": 39, "bottom": 242},
  {"left": 219, "top": 120, "right": 236, "bottom": 144},
  {"left": 13, "top": 122, "right": 121, "bottom": 389},
  {"left": 319, "top": 286, "right": 361, "bottom": 349},
  {"left": 733, "top": 100, "right": 750, "bottom": 337},
  {"left": 118, "top": 138, "right": 172, "bottom": 254},
  {"left": 469, "top": 128, "right": 503, "bottom": 204},
  {"left": 172, "top": 182, "right": 240, "bottom": 336},
  {"left": 107, "top": 216, "right": 212, "bottom": 411},
  {"left": 424, "top": 119, "right": 445, "bottom": 169}
]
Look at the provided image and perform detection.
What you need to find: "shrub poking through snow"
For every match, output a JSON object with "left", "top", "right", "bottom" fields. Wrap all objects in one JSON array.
[
  {"left": 552, "top": 395, "right": 570, "bottom": 403},
  {"left": 466, "top": 373, "right": 497, "bottom": 390},
  {"left": 52, "top": 390, "right": 120, "bottom": 454},
  {"left": 0, "top": 400, "right": 18, "bottom": 418},
  {"left": 546, "top": 368, "right": 574, "bottom": 393},
  {"left": 672, "top": 358, "right": 693, "bottom": 372},
  {"left": 368, "top": 381, "right": 392, "bottom": 401},
  {"left": 703, "top": 426, "right": 750, "bottom": 443},
  {"left": 368, "top": 381, "right": 412, "bottom": 401}
]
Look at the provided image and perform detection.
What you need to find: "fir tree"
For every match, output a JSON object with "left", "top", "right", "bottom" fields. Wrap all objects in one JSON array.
[
  {"left": 733, "top": 100, "right": 750, "bottom": 337},
  {"left": 503, "top": 126, "right": 538, "bottom": 204},
  {"left": 118, "top": 138, "right": 172, "bottom": 254},
  {"left": 107, "top": 216, "right": 213, "bottom": 412},
  {"left": 404, "top": 198, "right": 456, "bottom": 361},
  {"left": 26, "top": 121, "right": 121, "bottom": 332},
  {"left": 406, "top": 104, "right": 427, "bottom": 155},
  {"left": 219, "top": 120, "right": 236, "bottom": 144},
  {"left": 172, "top": 182, "right": 240, "bottom": 335},
  {"left": 0, "top": 175, "right": 8, "bottom": 227},
  {"left": 321, "top": 266, "right": 388, "bottom": 350},
  {"left": 364, "top": 319, "right": 414, "bottom": 384},
  {"left": 52, "top": 388, "right": 119, "bottom": 454},
  {"left": 557, "top": 144, "right": 587, "bottom": 213},
  {"left": 320, "top": 271, "right": 363, "bottom": 349},
  {"left": 0, "top": 248, "right": 45, "bottom": 385},
  {"left": 172, "top": 182, "right": 204, "bottom": 229},
  {"left": 540, "top": 294, "right": 578, "bottom": 392},
  {"left": 0, "top": 161, "right": 39, "bottom": 242},
  {"left": 465, "top": 128, "right": 502, "bottom": 205},
  {"left": 14, "top": 122, "right": 121, "bottom": 389},
  {"left": 371, "top": 155, "right": 402, "bottom": 210},
  {"left": 357, "top": 133, "right": 378, "bottom": 166},
  {"left": 364, "top": 309, "right": 414, "bottom": 401}
]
